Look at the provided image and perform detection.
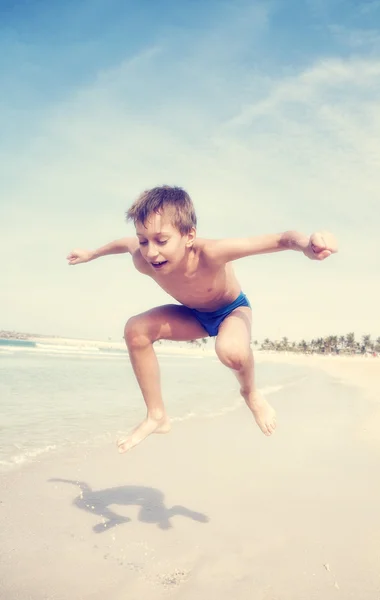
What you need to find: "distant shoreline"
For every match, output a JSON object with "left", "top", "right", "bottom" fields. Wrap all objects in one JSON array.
[
  {"left": 0, "top": 330, "right": 60, "bottom": 341},
  {"left": 1, "top": 331, "right": 379, "bottom": 361},
  {"left": 1, "top": 329, "right": 379, "bottom": 354},
  {"left": 0, "top": 330, "right": 121, "bottom": 345}
]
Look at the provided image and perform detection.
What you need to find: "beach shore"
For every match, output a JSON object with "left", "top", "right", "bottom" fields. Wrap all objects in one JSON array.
[
  {"left": 256, "top": 351, "right": 380, "bottom": 401},
  {"left": 30, "top": 333, "right": 380, "bottom": 368},
  {"left": 1, "top": 349, "right": 379, "bottom": 599}
]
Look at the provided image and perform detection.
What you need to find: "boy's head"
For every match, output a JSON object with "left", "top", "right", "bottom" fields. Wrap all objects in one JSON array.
[
  {"left": 126, "top": 186, "right": 197, "bottom": 234},
  {"left": 126, "top": 186, "right": 197, "bottom": 273}
]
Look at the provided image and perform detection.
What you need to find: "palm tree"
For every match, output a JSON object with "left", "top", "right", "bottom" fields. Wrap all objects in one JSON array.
[
  {"left": 338, "top": 335, "right": 345, "bottom": 351},
  {"left": 281, "top": 337, "right": 289, "bottom": 351},
  {"left": 345, "top": 332, "right": 355, "bottom": 354},
  {"left": 298, "top": 339, "right": 308, "bottom": 354},
  {"left": 261, "top": 338, "right": 272, "bottom": 351},
  {"left": 187, "top": 339, "right": 201, "bottom": 347},
  {"left": 331, "top": 335, "right": 338, "bottom": 353},
  {"left": 362, "top": 335, "right": 372, "bottom": 353}
]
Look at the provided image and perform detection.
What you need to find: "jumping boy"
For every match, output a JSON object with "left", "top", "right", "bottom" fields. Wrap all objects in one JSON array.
[{"left": 67, "top": 186, "right": 338, "bottom": 453}]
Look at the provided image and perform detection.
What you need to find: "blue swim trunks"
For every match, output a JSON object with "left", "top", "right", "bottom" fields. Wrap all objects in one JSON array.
[{"left": 188, "top": 291, "right": 251, "bottom": 337}]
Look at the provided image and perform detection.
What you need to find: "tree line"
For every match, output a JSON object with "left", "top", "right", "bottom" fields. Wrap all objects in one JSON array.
[
  {"left": 186, "top": 333, "right": 380, "bottom": 355},
  {"left": 257, "top": 333, "right": 379, "bottom": 355}
]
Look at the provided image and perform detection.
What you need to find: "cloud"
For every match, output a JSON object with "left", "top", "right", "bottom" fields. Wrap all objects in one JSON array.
[
  {"left": 329, "top": 24, "right": 380, "bottom": 49},
  {"left": 218, "top": 56, "right": 380, "bottom": 242}
]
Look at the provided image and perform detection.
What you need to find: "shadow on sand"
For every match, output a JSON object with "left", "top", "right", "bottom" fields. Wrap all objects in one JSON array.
[{"left": 49, "top": 478, "right": 209, "bottom": 533}]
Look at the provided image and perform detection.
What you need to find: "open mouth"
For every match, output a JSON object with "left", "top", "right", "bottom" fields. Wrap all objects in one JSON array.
[{"left": 151, "top": 261, "right": 168, "bottom": 269}]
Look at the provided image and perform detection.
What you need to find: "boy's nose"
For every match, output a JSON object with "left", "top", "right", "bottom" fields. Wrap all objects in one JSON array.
[{"left": 146, "top": 244, "right": 159, "bottom": 259}]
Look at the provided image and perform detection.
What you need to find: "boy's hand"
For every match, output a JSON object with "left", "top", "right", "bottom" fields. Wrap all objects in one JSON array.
[
  {"left": 303, "top": 231, "right": 338, "bottom": 261},
  {"left": 66, "top": 249, "right": 94, "bottom": 265}
]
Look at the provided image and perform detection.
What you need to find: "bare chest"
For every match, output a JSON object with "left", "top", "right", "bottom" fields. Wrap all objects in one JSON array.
[
  {"left": 132, "top": 246, "right": 240, "bottom": 310},
  {"left": 154, "top": 263, "right": 237, "bottom": 309}
]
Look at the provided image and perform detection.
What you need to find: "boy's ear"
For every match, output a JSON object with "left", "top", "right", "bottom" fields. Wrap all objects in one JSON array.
[{"left": 185, "top": 227, "right": 196, "bottom": 247}]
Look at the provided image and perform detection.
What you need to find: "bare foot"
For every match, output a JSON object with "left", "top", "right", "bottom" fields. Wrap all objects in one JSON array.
[
  {"left": 242, "top": 390, "right": 277, "bottom": 436},
  {"left": 117, "top": 415, "right": 171, "bottom": 454}
]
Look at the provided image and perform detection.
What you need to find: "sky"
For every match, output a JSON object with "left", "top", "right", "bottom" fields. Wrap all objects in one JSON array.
[{"left": 1, "top": 0, "right": 380, "bottom": 343}]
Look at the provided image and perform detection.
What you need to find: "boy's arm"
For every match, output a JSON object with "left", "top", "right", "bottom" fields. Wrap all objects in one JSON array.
[
  {"left": 203, "top": 231, "right": 338, "bottom": 264},
  {"left": 67, "top": 237, "right": 139, "bottom": 265}
]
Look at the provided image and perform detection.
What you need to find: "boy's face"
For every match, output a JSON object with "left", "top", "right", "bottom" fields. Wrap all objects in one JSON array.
[{"left": 136, "top": 208, "right": 195, "bottom": 274}]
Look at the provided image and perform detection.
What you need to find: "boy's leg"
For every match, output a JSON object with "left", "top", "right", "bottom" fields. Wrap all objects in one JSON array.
[
  {"left": 118, "top": 304, "right": 208, "bottom": 453},
  {"left": 214, "top": 307, "right": 276, "bottom": 436}
]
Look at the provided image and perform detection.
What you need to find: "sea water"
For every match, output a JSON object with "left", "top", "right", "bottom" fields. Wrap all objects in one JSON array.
[{"left": 0, "top": 339, "right": 312, "bottom": 471}]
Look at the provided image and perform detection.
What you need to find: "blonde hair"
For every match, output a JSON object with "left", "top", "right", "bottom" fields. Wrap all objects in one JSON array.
[{"left": 126, "top": 186, "right": 197, "bottom": 234}]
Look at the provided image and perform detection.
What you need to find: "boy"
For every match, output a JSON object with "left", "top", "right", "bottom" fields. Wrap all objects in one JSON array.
[{"left": 67, "top": 186, "right": 338, "bottom": 453}]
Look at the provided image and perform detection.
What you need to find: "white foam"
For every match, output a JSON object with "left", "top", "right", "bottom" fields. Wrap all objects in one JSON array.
[
  {"left": 2, "top": 343, "right": 127, "bottom": 360},
  {"left": 0, "top": 444, "right": 58, "bottom": 470},
  {"left": 261, "top": 383, "right": 288, "bottom": 395},
  {"left": 36, "top": 343, "right": 100, "bottom": 353},
  {"left": 170, "top": 381, "right": 293, "bottom": 424},
  {"left": 0, "top": 373, "right": 304, "bottom": 472}
]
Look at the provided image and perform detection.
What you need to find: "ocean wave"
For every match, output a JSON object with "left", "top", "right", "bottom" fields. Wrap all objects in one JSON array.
[
  {"left": 0, "top": 341, "right": 208, "bottom": 360},
  {"left": 0, "top": 342, "right": 128, "bottom": 359},
  {"left": 0, "top": 444, "right": 58, "bottom": 471},
  {"left": 0, "top": 339, "right": 36, "bottom": 348},
  {"left": 0, "top": 348, "right": 14, "bottom": 354},
  {"left": 171, "top": 381, "right": 293, "bottom": 424},
  {"left": 36, "top": 343, "right": 101, "bottom": 352},
  {"left": 0, "top": 378, "right": 304, "bottom": 473}
]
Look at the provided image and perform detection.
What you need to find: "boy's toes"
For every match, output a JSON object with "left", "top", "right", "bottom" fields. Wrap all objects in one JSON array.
[
  {"left": 265, "top": 420, "right": 276, "bottom": 435},
  {"left": 117, "top": 439, "right": 132, "bottom": 453}
]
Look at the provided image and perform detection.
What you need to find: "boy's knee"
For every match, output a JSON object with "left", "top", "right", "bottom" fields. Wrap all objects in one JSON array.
[
  {"left": 124, "top": 316, "right": 152, "bottom": 348},
  {"left": 215, "top": 342, "right": 250, "bottom": 371}
]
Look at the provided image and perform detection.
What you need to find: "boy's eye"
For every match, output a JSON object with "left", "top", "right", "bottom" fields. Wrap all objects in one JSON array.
[{"left": 138, "top": 239, "right": 167, "bottom": 246}]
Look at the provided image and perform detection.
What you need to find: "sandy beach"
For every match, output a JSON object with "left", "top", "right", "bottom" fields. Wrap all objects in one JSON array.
[
  {"left": 255, "top": 351, "right": 380, "bottom": 399},
  {"left": 1, "top": 350, "right": 379, "bottom": 599}
]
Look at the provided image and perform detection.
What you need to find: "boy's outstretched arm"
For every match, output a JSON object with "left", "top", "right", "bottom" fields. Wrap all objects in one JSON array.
[
  {"left": 67, "top": 237, "right": 138, "bottom": 265},
  {"left": 204, "top": 230, "right": 338, "bottom": 264}
]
